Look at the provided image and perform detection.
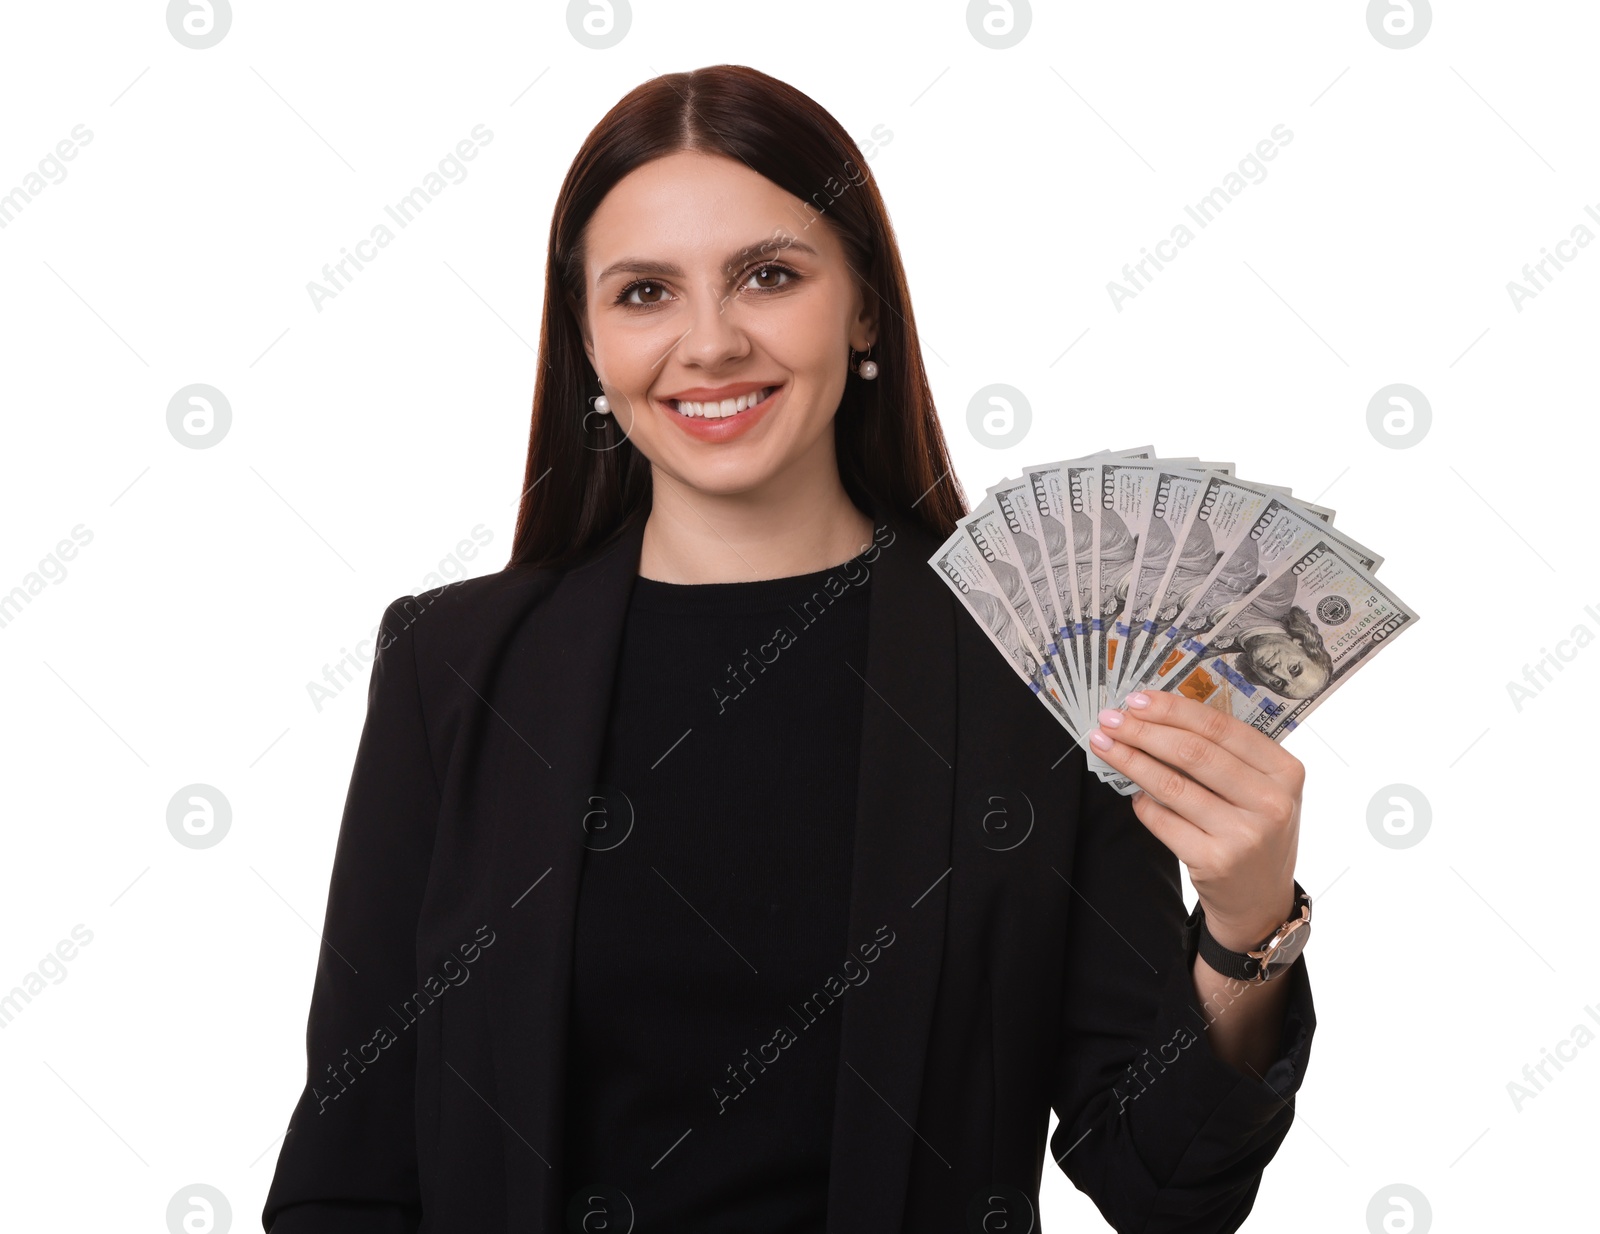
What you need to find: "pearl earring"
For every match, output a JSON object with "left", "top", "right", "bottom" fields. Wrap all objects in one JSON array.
[
  {"left": 851, "top": 345, "right": 879, "bottom": 381},
  {"left": 593, "top": 393, "right": 611, "bottom": 415}
]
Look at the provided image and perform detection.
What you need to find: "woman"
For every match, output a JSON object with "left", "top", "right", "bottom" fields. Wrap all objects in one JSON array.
[{"left": 263, "top": 65, "right": 1315, "bottom": 1234}]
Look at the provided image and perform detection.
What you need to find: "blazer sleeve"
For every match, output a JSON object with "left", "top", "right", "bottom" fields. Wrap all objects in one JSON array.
[
  {"left": 1049, "top": 765, "right": 1316, "bottom": 1234},
  {"left": 262, "top": 597, "right": 441, "bottom": 1234}
]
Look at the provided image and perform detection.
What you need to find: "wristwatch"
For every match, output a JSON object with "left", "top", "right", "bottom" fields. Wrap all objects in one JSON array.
[{"left": 1184, "top": 880, "right": 1311, "bottom": 984}]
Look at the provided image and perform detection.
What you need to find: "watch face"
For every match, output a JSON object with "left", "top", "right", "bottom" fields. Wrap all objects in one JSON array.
[{"left": 1264, "top": 922, "right": 1310, "bottom": 974}]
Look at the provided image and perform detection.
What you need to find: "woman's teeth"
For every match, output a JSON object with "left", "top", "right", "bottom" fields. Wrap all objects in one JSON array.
[{"left": 669, "top": 387, "right": 775, "bottom": 418}]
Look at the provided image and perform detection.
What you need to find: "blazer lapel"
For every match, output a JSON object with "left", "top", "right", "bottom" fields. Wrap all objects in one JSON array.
[
  {"left": 823, "top": 500, "right": 957, "bottom": 1233},
  {"left": 479, "top": 499, "right": 958, "bottom": 1234},
  {"left": 481, "top": 514, "right": 647, "bottom": 1228}
]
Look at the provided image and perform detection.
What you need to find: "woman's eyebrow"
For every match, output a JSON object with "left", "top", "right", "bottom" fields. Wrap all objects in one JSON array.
[{"left": 595, "top": 237, "right": 820, "bottom": 284}]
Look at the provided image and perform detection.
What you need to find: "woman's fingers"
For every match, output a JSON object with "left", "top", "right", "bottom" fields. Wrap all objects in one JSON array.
[
  {"left": 1087, "top": 722, "right": 1233, "bottom": 835},
  {"left": 1116, "top": 688, "right": 1298, "bottom": 780},
  {"left": 1092, "top": 700, "right": 1266, "bottom": 813}
]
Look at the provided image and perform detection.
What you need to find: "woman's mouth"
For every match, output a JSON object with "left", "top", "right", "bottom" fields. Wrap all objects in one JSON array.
[
  {"left": 657, "top": 383, "right": 784, "bottom": 443},
  {"left": 664, "top": 386, "right": 779, "bottom": 419}
]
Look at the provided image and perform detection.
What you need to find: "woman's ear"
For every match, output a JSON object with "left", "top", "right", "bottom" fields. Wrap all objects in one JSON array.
[
  {"left": 569, "top": 294, "right": 598, "bottom": 370},
  {"left": 850, "top": 287, "right": 880, "bottom": 352}
]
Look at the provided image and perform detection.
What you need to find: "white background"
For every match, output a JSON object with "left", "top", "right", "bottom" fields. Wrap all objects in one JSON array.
[{"left": 1, "top": 2, "right": 1595, "bottom": 1230}]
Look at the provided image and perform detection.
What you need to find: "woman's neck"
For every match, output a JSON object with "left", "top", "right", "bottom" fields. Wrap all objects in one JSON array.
[{"left": 637, "top": 477, "right": 876, "bottom": 584}]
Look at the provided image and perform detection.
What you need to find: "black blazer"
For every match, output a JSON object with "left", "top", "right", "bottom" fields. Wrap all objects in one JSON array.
[{"left": 263, "top": 497, "right": 1315, "bottom": 1234}]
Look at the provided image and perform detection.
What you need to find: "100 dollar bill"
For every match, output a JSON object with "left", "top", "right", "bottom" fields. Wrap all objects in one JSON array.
[{"left": 1144, "top": 536, "right": 1419, "bottom": 739}]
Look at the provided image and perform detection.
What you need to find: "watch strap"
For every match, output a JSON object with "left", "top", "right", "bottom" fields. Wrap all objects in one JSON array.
[{"left": 1187, "top": 880, "right": 1310, "bottom": 983}]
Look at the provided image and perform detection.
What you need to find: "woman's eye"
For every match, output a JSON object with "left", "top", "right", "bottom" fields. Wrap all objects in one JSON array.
[
  {"left": 744, "top": 264, "right": 795, "bottom": 292},
  {"left": 616, "top": 280, "right": 672, "bottom": 307}
]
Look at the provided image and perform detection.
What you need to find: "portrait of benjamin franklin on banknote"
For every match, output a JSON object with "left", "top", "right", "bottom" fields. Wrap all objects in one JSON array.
[{"left": 1192, "top": 568, "right": 1333, "bottom": 700}]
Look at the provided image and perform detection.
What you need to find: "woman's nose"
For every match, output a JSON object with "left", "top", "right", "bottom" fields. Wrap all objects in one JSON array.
[{"left": 675, "top": 281, "right": 753, "bottom": 362}]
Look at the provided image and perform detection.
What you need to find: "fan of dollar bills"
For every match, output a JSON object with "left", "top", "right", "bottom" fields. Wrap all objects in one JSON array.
[{"left": 929, "top": 445, "right": 1420, "bottom": 795}]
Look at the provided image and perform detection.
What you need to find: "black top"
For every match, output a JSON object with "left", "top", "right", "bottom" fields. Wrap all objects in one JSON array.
[{"left": 563, "top": 549, "right": 874, "bottom": 1233}]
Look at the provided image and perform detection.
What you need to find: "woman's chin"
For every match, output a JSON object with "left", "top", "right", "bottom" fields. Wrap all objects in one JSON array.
[{"left": 660, "top": 454, "right": 783, "bottom": 497}]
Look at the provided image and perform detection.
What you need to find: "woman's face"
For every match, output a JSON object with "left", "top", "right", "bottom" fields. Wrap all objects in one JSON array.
[
  {"left": 1239, "top": 631, "right": 1328, "bottom": 698},
  {"left": 578, "top": 150, "right": 876, "bottom": 499}
]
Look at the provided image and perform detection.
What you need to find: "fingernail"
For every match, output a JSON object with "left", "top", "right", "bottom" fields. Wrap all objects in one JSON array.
[
  {"left": 1089, "top": 729, "right": 1113, "bottom": 750},
  {"left": 1096, "top": 707, "right": 1123, "bottom": 728},
  {"left": 1126, "top": 691, "right": 1151, "bottom": 709}
]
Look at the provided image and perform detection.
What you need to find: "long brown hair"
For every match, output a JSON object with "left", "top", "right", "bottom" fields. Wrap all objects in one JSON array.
[{"left": 507, "top": 64, "right": 968, "bottom": 573}]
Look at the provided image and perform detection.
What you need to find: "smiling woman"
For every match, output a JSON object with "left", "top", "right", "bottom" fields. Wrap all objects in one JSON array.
[
  {"left": 263, "top": 63, "right": 1316, "bottom": 1234},
  {"left": 505, "top": 66, "right": 964, "bottom": 580},
  {"left": 573, "top": 146, "right": 888, "bottom": 564}
]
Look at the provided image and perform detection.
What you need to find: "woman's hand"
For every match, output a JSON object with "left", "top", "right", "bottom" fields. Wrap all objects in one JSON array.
[{"left": 1088, "top": 690, "right": 1303, "bottom": 949}]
